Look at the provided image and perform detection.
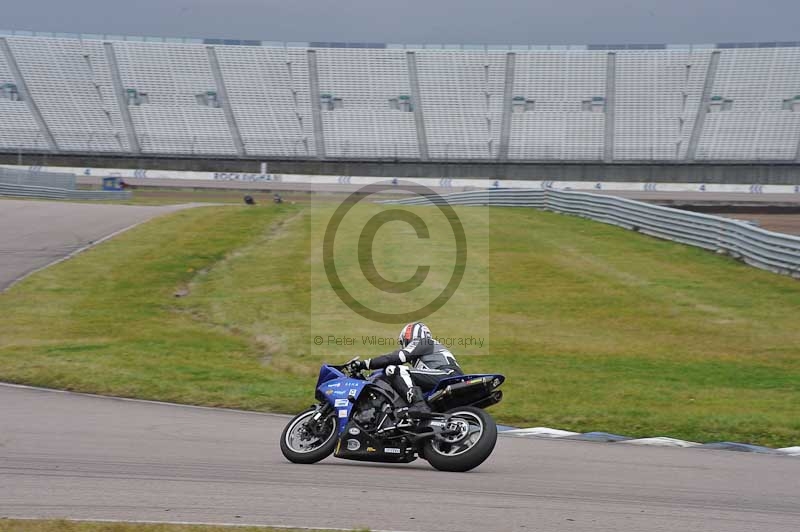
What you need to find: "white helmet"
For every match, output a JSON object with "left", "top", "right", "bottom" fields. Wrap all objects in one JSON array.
[{"left": 398, "top": 322, "right": 432, "bottom": 348}]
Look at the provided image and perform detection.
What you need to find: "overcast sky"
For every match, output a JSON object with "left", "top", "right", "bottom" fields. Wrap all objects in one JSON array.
[{"left": 4, "top": 0, "right": 799, "bottom": 45}]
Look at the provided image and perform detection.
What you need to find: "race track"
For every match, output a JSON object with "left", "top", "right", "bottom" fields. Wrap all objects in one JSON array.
[
  {"left": 0, "top": 199, "right": 199, "bottom": 291},
  {"left": 1, "top": 384, "right": 798, "bottom": 532}
]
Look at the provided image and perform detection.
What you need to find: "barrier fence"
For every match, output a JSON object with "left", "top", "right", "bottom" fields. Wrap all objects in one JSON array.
[
  {"left": 0, "top": 166, "right": 76, "bottom": 189},
  {"left": 0, "top": 182, "right": 131, "bottom": 200},
  {"left": 383, "top": 188, "right": 800, "bottom": 278},
  {"left": 0, "top": 166, "right": 131, "bottom": 200}
]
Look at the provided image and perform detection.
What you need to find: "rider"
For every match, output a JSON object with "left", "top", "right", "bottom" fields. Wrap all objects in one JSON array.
[{"left": 351, "top": 322, "right": 463, "bottom": 418}]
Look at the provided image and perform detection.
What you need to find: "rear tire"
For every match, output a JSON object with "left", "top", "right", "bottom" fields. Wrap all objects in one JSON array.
[
  {"left": 424, "top": 406, "right": 497, "bottom": 472},
  {"left": 280, "top": 407, "right": 338, "bottom": 464}
]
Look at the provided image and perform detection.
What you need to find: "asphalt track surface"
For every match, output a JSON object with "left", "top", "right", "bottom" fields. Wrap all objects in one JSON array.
[
  {"left": 0, "top": 199, "right": 197, "bottom": 291},
  {"left": 1, "top": 385, "right": 799, "bottom": 532}
]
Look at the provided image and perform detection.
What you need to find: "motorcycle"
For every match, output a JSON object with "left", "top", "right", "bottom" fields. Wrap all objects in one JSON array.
[{"left": 280, "top": 357, "right": 505, "bottom": 472}]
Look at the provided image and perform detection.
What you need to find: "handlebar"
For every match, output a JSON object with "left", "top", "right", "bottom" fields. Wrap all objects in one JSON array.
[{"left": 334, "top": 357, "right": 365, "bottom": 378}]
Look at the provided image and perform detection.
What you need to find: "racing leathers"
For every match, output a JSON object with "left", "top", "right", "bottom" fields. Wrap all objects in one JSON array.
[{"left": 361, "top": 338, "right": 463, "bottom": 415}]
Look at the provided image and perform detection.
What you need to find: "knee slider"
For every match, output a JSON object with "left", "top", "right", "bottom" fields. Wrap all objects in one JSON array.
[{"left": 386, "top": 365, "right": 397, "bottom": 376}]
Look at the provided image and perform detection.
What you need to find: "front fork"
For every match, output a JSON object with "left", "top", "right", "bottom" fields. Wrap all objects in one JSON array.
[{"left": 306, "top": 402, "right": 334, "bottom": 437}]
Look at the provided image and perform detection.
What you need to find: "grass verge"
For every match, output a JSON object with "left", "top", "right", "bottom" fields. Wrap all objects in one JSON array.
[{"left": 1, "top": 202, "right": 799, "bottom": 446}]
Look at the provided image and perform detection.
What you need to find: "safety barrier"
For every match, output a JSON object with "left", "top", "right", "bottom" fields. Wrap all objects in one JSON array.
[
  {"left": 383, "top": 188, "right": 800, "bottom": 278},
  {"left": 0, "top": 166, "right": 76, "bottom": 189},
  {"left": 0, "top": 182, "right": 131, "bottom": 200}
]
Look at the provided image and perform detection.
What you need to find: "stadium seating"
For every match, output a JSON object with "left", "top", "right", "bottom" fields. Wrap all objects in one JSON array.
[
  {"left": 696, "top": 47, "right": 800, "bottom": 160},
  {"left": 113, "top": 41, "right": 236, "bottom": 155},
  {"left": 614, "top": 50, "right": 712, "bottom": 160},
  {"left": 416, "top": 50, "right": 505, "bottom": 160},
  {"left": 0, "top": 33, "right": 798, "bottom": 161},
  {"left": 0, "top": 40, "right": 48, "bottom": 151},
  {"left": 7, "top": 36, "right": 129, "bottom": 152},
  {"left": 215, "top": 46, "right": 315, "bottom": 157},
  {"left": 510, "top": 51, "right": 607, "bottom": 160},
  {"left": 316, "top": 48, "right": 418, "bottom": 159}
]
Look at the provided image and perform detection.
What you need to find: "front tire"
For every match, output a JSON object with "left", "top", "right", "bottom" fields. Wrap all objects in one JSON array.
[
  {"left": 280, "top": 407, "right": 338, "bottom": 464},
  {"left": 424, "top": 406, "right": 497, "bottom": 472}
]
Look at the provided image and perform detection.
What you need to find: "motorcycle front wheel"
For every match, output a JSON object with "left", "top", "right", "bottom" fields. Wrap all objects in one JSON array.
[
  {"left": 423, "top": 406, "right": 497, "bottom": 472},
  {"left": 280, "top": 407, "right": 338, "bottom": 464}
]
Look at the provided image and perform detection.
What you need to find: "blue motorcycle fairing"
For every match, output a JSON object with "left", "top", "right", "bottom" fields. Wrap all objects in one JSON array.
[
  {"left": 316, "top": 364, "right": 345, "bottom": 385},
  {"left": 316, "top": 367, "right": 370, "bottom": 434}
]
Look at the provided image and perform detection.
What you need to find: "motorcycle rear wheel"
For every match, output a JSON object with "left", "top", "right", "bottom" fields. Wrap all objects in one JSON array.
[
  {"left": 280, "top": 407, "right": 338, "bottom": 464},
  {"left": 424, "top": 406, "right": 497, "bottom": 472}
]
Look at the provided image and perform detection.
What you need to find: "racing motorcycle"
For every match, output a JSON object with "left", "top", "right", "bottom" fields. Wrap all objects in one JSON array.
[{"left": 280, "top": 357, "right": 505, "bottom": 472}]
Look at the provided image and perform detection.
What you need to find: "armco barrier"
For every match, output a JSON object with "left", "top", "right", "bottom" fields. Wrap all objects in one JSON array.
[
  {"left": 0, "top": 166, "right": 76, "bottom": 189},
  {"left": 0, "top": 182, "right": 131, "bottom": 201},
  {"left": 383, "top": 188, "right": 800, "bottom": 278}
]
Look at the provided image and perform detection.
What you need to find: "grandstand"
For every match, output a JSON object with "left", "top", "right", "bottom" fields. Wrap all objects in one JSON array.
[{"left": 0, "top": 31, "right": 799, "bottom": 177}]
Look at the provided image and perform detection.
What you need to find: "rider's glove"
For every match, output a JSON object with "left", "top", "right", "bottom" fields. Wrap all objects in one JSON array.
[{"left": 350, "top": 360, "right": 367, "bottom": 372}]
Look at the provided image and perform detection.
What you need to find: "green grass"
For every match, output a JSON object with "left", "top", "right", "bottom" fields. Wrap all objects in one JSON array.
[
  {"left": 0, "top": 204, "right": 309, "bottom": 412},
  {"left": 0, "top": 520, "right": 368, "bottom": 532},
  {"left": 1, "top": 201, "right": 799, "bottom": 447}
]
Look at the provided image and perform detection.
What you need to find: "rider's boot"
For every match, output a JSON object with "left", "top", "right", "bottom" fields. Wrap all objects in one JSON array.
[{"left": 404, "top": 386, "right": 433, "bottom": 419}]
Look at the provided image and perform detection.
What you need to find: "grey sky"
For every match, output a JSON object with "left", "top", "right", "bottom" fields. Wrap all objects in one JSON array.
[{"left": 4, "top": 0, "right": 799, "bottom": 45}]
